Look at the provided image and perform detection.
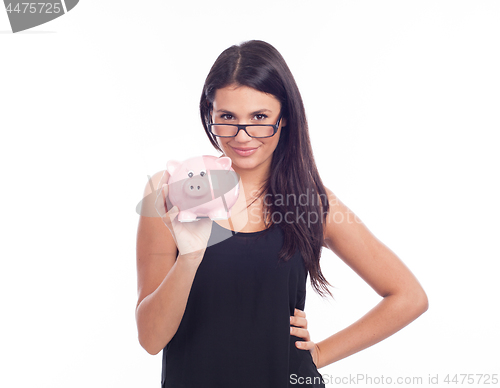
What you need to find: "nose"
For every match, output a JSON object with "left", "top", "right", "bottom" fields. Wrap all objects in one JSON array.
[
  {"left": 188, "top": 177, "right": 207, "bottom": 191},
  {"left": 184, "top": 177, "right": 209, "bottom": 198}
]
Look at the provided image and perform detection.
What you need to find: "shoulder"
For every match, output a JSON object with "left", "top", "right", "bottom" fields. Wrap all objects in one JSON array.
[
  {"left": 320, "top": 186, "right": 395, "bottom": 282},
  {"left": 320, "top": 186, "right": 339, "bottom": 247},
  {"left": 320, "top": 185, "right": 363, "bottom": 249}
]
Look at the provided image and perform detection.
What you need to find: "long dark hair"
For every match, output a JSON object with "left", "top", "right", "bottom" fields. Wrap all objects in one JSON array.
[{"left": 200, "top": 40, "right": 333, "bottom": 299}]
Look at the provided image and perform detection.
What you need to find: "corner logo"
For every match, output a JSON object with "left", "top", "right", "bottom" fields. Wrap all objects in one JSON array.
[{"left": 3, "top": 1, "right": 79, "bottom": 33}]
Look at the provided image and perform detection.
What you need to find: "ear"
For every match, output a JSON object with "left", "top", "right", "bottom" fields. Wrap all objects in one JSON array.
[
  {"left": 166, "top": 160, "right": 181, "bottom": 176},
  {"left": 216, "top": 156, "right": 232, "bottom": 170},
  {"left": 281, "top": 116, "right": 287, "bottom": 128}
]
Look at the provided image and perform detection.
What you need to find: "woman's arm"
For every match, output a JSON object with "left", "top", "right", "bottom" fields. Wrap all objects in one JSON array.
[
  {"left": 314, "top": 187, "right": 428, "bottom": 369},
  {"left": 135, "top": 171, "right": 205, "bottom": 355}
]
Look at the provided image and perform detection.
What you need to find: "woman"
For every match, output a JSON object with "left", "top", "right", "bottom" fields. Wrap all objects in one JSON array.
[{"left": 135, "top": 40, "right": 428, "bottom": 388}]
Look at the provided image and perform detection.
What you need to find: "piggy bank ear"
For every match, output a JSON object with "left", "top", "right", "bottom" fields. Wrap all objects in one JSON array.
[
  {"left": 166, "top": 160, "right": 181, "bottom": 175},
  {"left": 216, "top": 156, "right": 232, "bottom": 170}
]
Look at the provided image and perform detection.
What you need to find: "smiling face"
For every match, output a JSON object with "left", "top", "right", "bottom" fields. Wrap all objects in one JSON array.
[{"left": 211, "top": 84, "right": 286, "bottom": 178}]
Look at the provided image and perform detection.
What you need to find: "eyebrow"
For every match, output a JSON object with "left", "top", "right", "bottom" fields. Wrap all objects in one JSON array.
[{"left": 215, "top": 109, "right": 273, "bottom": 116}]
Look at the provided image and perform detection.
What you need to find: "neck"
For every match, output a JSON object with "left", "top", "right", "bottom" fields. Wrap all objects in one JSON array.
[{"left": 232, "top": 161, "right": 271, "bottom": 199}]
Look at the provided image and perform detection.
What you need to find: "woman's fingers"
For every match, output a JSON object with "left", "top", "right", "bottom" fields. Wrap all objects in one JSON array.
[
  {"left": 150, "top": 166, "right": 212, "bottom": 258},
  {"left": 154, "top": 184, "right": 168, "bottom": 218},
  {"left": 163, "top": 204, "right": 178, "bottom": 230},
  {"left": 294, "top": 338, "right": 316, "bottom": 352},
  {"left": 154, "top": 183, "right": 180, "bottom": 237},
  {"left": 290, "top": 315, "right": 307, "bottom": 329},
  {"left": 290, "top": 326, "right": 311, "bottom": 342},
  {"left": 289, "top": 310, "right": 320, "bottom": 367},
  {"left": 290, "top": 308, "right": 311, "bottom": 347},
  {"left": 290, "top": 308, "right": 307, "bottom": 329},
  {"left": 154, "top": 169, "right": 173, "bottom": 215},
  {"left": 158, "top": 169, "right": 170, "bottom": 188}
]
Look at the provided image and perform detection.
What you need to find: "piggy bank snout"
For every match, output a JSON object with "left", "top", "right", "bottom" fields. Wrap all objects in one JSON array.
[{"left": 184, "top": 177, "right": 210, "bottom": 197}]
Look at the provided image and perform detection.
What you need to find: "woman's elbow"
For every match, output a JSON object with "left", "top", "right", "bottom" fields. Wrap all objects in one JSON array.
[
  {"left": 136, "top": 315, "right": 165, "bottom": 355},
  {"left": 408, "top": 283, "right": 429, "bottom": 318},
  {"left": 138, "top": 332, "right": 164, "bottom": 356},
  {"left": 417, "top": 287, "right": 429, "bottom": 314}
]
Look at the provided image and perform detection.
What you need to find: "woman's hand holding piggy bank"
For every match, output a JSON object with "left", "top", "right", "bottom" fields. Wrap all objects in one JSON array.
[{"left": 154, "top": 155, "right": 240, "bottom": 259}]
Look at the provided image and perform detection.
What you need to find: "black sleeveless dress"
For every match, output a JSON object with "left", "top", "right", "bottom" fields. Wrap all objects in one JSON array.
[{"left": 161, "top": 221, "right": 325, "bottom": 388}]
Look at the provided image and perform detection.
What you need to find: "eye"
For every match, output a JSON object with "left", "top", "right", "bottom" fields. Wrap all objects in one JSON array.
[
  {"left": 187, "top": 170, "right": 194, "bottom": 178},
  {"left": 200, "top": 170, "right": 206, "bottom": 177},
  {"left": 220, "top": 113, "right": 234, "bottom": 120},
  {"left": 255, "top": 113, "right": 268, "bottom": 120}
]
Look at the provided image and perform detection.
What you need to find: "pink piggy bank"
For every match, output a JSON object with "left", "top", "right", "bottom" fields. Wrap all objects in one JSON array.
[{"left": 166, "top": 155, "right": 240, "bottom": 222}]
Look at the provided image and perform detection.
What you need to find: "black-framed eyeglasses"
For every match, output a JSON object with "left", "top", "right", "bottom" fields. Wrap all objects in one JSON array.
[{"left": 208, "top": 114, "right": 283, "bottom": 138}]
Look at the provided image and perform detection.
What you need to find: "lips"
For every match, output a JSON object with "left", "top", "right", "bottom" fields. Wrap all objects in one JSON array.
[{"left": 231, "top": 146, "right": 259, "bottom": 156}]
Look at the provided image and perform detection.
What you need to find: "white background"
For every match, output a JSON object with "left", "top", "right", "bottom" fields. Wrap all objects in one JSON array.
[{"left": 1, "top": 1, "right": 499, "bottom": 387}]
